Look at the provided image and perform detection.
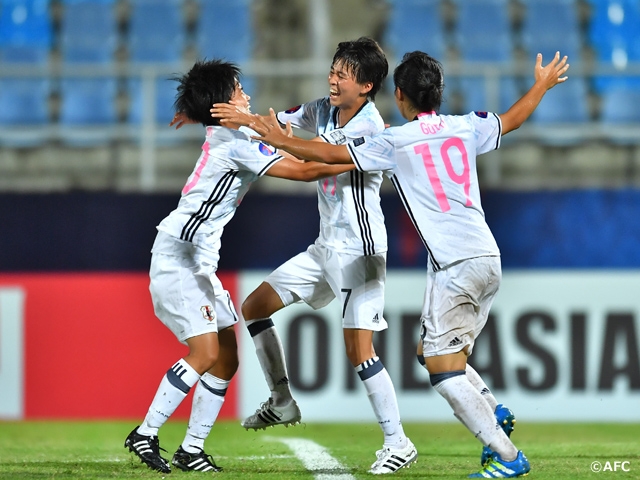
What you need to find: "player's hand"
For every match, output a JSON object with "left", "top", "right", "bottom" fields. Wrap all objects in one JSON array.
[
  {"left": 250, "top": 108, "right": 289, "bottom": 148},
  {"left": 169, "top": 112, "right": 197, "bottom": 129},
  {"left": 534, "top": 51, "right": 569, "bottom": 91},
  {"left": 284, "top": 120, "right": 293, "bottom": 138},
  {"left": 210, "top": 102, "right": 254, "bottom": 126}
]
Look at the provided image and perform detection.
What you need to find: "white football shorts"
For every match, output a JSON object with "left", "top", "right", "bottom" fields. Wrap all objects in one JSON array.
[
  {"left": 266, "top": 241, "right": 388, "bottom": 331},
  {"left": 149, "top": 234, "right": 238, "bottom": 344},
  {"left": 420, "top": 255, "right": 501, "bottom": 358}
]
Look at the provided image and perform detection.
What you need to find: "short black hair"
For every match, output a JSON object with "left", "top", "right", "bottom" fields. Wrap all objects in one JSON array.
[
  {"left": 393, "top": 51, "right": 444, "bottom": 112},
  {"left": 172, "top": 59, "right": 241, "bottom": 126},
  {"left": 332, "top": 37, "right": 389, "bottom": 100}
]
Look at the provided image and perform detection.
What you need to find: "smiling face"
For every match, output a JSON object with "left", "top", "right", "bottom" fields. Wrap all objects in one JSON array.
[{"left": 328, "top": 60, "right": 372, "bottom": 111}]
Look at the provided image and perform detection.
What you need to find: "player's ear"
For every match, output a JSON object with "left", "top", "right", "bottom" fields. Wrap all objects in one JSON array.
[{"left": 360, "top": 81, "right": 373, "bottom": 96}]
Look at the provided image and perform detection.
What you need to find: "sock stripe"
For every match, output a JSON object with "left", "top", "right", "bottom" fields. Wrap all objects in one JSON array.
[
  {"left": 356, "top": 356, "right": 383, "bottom": 380},
  {"left": 199, "top": 378, "right": 227, "bottom": 397},
  {"left": 167, "top": 368, "right": 191, "bottom": 394},
  {"left": 430, "top": 369, "right": 465, "bottom": 387},
  {"left": 247, "top": 318, "right": 275, "bottom": 337}
]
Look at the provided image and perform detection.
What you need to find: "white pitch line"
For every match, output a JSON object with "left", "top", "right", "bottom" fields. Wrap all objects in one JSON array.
[{"left": 271, "top": 437, "right": 356, "bottom": 480}]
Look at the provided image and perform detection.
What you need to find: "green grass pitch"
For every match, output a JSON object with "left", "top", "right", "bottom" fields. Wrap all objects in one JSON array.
[{"left": 0, "top": 420, "right": 638, "bottom": 479}]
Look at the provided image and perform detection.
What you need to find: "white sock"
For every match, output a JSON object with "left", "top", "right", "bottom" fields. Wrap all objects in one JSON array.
[
  {"left": 465, "top": 364, "right": 498, "bottom": 411},
  {"left": 138, "top": 359, "right": 200, "bottom": 437},
  {"left": 246, "top": 318, "right": 292, "bottom": 406},
  {"left": 357, "top": 357, "right": 407, "bottom": 449},
  {"left": 181, "top": 373, "right": 229, "bottom": 453},
  {"left": 432, "top": 373, "right": 518, "bottom": 461}
]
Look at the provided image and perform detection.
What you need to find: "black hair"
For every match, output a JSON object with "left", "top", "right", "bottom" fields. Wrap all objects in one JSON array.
[
  {"left": 172, "top": 59, "right": 241, "bottom": 126},
  {"left": 393, "top": 51, "right": 444, "bottom": 112},
  {"left": 332, "top": 37, "right": 389, "bottom": 100}
]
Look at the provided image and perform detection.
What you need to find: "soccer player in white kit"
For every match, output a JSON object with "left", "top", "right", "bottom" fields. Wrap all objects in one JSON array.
[
  {"left": 124, "top": 59, "right": 355, "bottom": 474},
  {"left": 241, "top": 50, "right": 570, "bottom": 478},
  {"left": 212, "top": 37, "right": 416, "bottom": 475}
]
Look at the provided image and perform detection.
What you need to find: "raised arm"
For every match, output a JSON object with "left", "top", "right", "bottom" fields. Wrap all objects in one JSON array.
[
  {"left": 250, "top": 109, "right": 354, "bottom": 165},
  {"left": 500, "top": 52, "right": 570, "bottom": 135}
]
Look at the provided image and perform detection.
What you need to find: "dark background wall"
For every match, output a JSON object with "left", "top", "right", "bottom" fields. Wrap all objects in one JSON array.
[{"left": 1, "top": 189, "right": 639, "bottom": 272}]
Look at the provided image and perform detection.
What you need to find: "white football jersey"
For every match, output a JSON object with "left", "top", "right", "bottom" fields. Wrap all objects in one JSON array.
[
  {"left": 347, "top": 111, "right": 502, "bottom": 270},
  {"left": 156, "top": 125, "right": 283, "bottom": 262},
  {"left": 277, "top": 98, "right": 387, "bottom": 255}
]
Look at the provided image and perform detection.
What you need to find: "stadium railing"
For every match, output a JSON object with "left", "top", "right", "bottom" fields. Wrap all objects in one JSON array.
[{"left": 1, "top": 59, "right": 640, "bottom": 189}]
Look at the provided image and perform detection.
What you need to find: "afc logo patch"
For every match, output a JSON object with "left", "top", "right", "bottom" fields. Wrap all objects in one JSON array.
[
  {"left": 329, "top": 130, "right": 347, "bottom": 144},
  {"left": 259, "top": 142, "right": 276, "bottom": 156},
  {"left": 353, "top": 137, "right": 365, "bottom": 147},
  {"left": 200, "top": 305, "right": 215, "bottom": 322},
  {"left": 284, "top": 105, "right": 301, "bottom": 114},
  {"left": 474, "top": 111, "right": 488, "bottom": 118}
]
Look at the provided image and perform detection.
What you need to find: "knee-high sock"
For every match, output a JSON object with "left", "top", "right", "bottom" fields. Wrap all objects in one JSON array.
[
  {"left": 181, "top": 373, "right": 229, "bottom": 453},
  {"left": 431, "top": 372, "right": 518, "bottom": 461},
  {"left": 465, "top": 364, "right": 498, "bottom": 411},
  {"left": 138, "top": 359, "right": 200, "bottom": 437},
  {"left": 246, "top": 319, "right": 292, "bottom": 406},
  {"left": 357, "top": 356, "right": 407, "bottom": 449}
]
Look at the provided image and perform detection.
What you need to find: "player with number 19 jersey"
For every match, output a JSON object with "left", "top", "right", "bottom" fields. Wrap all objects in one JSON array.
[
  {"left": 277, "top": 98, "right": 386, "bottom": 256},
  {"left": 347, "top": 111, "right": 501, "bottom": 271}
]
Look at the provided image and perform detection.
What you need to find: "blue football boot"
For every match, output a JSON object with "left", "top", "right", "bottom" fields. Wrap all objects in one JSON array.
[
  {"left": 469, "top": 450, "right": 530, "bottom": 478},
  {"left": 481, "top": 404, "right": 516, "bottom": 466}
]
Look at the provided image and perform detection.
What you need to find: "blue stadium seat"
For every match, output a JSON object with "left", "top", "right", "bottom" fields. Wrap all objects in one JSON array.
[
  {"left": 58, "top": 78, "right": 118, "bottom": 145},
  {"left": 0, "top": 0, "right": 52, "bottom": 63},
  {"left": 194, "top": 0, "right": 253, "bottom": 63},
  {"left": 128, "top": 0, "right": 185, "bottom": 63},
  {"left": 459, "top": 76, "right": 520, "bottom": 114},
  {"left": 452, "top": 0, "right": 512, "bottom": 63},
  {"left": 530, "top": 76, "right": 590, "bottom": 123},
  {"left": 127, "top": 77, "right": 177, "bottom": 125},
  {"left": 600, "top": 87, "right": 640, "bottom": 123},
  {"left": 588, "top": 0, "right": 640, "bottom": 92},
  {"left": 520, "top": 0, "right": 582, "bottom": 62},
  {"left": 59, "top": 0, "right": 118, "bottom": 64},
  {"left": 384, "top": 0, "right": 447, "bottom": 61},
  {"left": 0, "top": 78, "right": 49, "bottom": 125},
  {"left": 0, "top": 78, "right": 50, "bottom": 147},
  {"left": 59, "top": 78, "right": 117, "bottom": 125}
]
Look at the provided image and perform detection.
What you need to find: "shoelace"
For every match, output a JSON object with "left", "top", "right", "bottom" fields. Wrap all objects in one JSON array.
[
  {"left": 146, "top": 436, "right": 169, "bottom": 456},
  {"left": 256, "top": 398, "right": 274, "bottom": 413}
]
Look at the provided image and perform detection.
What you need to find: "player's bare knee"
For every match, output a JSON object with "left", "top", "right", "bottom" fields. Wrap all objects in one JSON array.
[{"left": 197, "top": 350, "right": 219, "bottom": 372}]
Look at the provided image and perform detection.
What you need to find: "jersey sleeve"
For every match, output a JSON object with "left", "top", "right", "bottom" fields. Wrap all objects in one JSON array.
[
  {"left": 468, "top": 111, "right": 502, "bottom": 154},
  {"left": 230, "top": 139, "right": 284, "bottom": 176},
  {"left": 346, "top": 129, "right": 397, "bottom": 173},
  {"left": 276, "top": 99, "right": 321, "bottom": 133}
]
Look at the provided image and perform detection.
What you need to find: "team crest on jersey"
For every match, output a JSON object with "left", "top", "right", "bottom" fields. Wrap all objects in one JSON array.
[
  {"left": 329, "top": 130, "right": 347, "bottom": 145},
  {"left": 474, "top": 111, "right": 488, "bottom": 118},
  {"left": 284, "top": 105, "right": 301, "bottom": 114},
  {"left": 200, "top": 305, "right": 215, "bottom": 322},
  {"left": 259, "top": 142, "right": 276, "bottom": 156}
]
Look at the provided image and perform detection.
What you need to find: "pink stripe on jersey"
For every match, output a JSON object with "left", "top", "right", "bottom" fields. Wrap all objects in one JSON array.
[{"left": 182, "top": 141, "right": 210, "bottom": 195}]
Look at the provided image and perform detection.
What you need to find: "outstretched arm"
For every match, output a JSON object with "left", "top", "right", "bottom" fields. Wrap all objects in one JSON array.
[
  {"left": 265, "top": 154, "right": 355, "bottom": 181},
  {"left": 250, "top": 109, "right": 353, "bottom": 165},
  {"left": 500, "top": 52, "right": 570, "bottom": 135}
]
